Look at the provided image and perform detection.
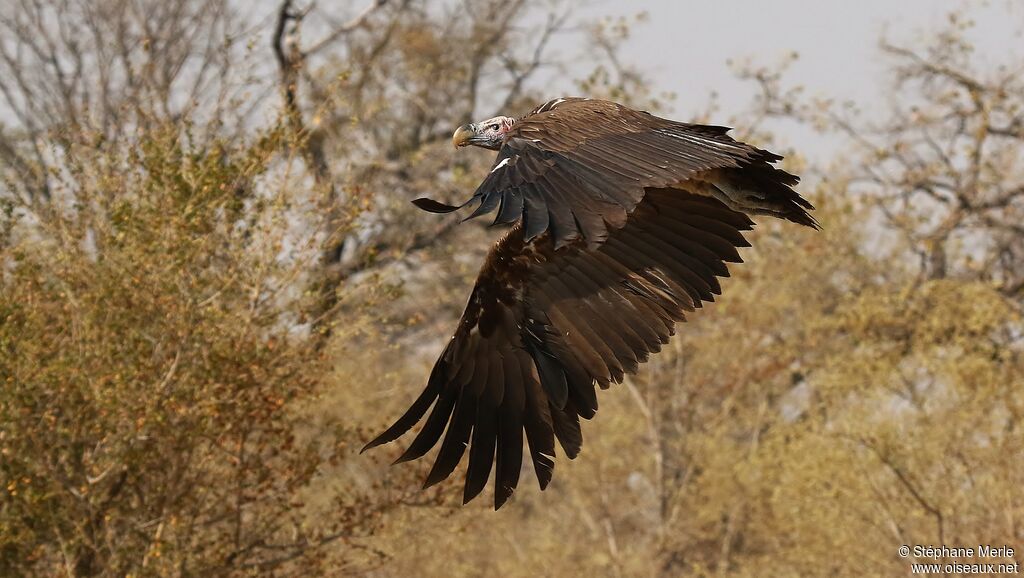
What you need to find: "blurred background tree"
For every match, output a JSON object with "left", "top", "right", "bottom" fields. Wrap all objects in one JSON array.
[{"left": 1, "top": 1, "right": 1021, "bottom": 577}]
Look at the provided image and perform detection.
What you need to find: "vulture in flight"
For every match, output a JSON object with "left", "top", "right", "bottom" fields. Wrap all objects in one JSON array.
[{"left": 362, "top": 97, "right": 818, "bottom": 509}]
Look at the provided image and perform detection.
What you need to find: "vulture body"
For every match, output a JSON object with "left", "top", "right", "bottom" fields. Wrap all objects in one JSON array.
[{"left": 362, "top": 97, "right": 818, "bottom": 509}]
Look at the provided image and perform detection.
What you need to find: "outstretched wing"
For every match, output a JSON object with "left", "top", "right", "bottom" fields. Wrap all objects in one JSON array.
[
  {"left": 363, "top": 188, "right": 759, "bottom": 509},
  {"left": 414, "top": 98, "right": 816, "bottom": 249}
]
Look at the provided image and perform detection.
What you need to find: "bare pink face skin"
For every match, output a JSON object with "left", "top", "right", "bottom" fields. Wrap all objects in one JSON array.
[{"left": 452, "top": 115, "right": 516, "bottom": 150}]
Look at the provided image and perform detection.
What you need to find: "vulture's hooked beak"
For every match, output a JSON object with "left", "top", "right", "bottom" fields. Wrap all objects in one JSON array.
[{"left": 452, "top": 123, "right": 477, "bottom": 148}]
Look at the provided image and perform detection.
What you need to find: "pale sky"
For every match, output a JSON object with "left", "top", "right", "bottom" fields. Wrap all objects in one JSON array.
[
  {"left": 608, "top": 0, "right": 1020, "bottom": 109},
  {"left": 554, "top": 0, "right": 1023, "bottom": 155},
  {"left": 2, "top": 0, "right": 1020, "bottom": 159}
]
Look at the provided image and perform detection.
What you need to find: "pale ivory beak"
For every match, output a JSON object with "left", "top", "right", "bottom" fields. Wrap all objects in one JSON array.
[{"left": 452, "top": 124, "right": 476, "bottom": 148}]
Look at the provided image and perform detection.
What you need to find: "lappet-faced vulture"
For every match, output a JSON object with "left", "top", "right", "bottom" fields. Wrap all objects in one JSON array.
[{"left": 362, "top": 97, "right": 818, "bottom": 509}]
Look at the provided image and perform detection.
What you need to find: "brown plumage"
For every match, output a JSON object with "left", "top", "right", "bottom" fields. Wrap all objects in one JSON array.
[{"left": 362, "top": 97, "right": 818, "bottom": 509}]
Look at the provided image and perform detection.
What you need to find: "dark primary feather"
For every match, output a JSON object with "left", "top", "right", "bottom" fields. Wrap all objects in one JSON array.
[
  {"left": 364, "top": 97, "right": 818, "bottom": 509},
  {"left": 364, "top": 188, "right": 769, "bottom": 509},
  {"left": 411, "top": 197, "right": 464, "bottom": 213}
]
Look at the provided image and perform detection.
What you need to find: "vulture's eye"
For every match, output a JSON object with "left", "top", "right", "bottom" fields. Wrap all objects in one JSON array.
[{"left": 488, "top": 124, "right": 500, "bottom": 131}]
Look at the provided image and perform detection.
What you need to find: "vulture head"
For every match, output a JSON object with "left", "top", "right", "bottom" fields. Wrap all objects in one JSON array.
[{"left": 452, "top": 115, "right": 516, "bottom": 150}]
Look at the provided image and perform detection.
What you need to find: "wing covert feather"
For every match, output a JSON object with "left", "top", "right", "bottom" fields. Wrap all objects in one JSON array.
[{"left": 417, "top": 98, "right": 815, "bottom": 247}]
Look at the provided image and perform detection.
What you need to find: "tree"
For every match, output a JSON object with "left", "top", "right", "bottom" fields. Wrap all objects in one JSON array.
[
  {"left": 6, "top": 1, "right": 1019, "bottom": 576},
  {"left": 0, "top": 0, "right": 648, "bottom": 575},
  {"left": 339, "top": 6, "right": 1024, "bottom": 577}
]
